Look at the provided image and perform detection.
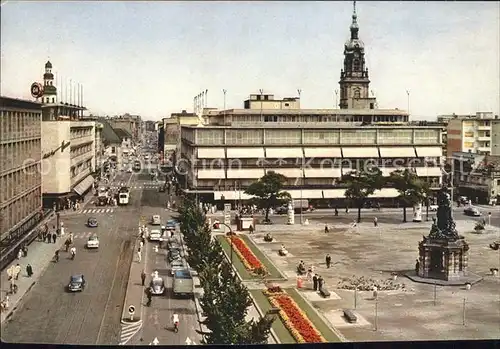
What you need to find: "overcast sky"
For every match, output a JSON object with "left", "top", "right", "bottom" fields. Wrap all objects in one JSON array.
[{"left": 1, "top": 1, "right": 499, "bottom": 121}]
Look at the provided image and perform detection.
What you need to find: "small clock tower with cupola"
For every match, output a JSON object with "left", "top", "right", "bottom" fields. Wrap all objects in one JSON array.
[
  {"left": 339, "top": 1, "right": 377, "bottom": 110},
  {"left": 42, "top": 60, "right": 57, "bottom": 104}
]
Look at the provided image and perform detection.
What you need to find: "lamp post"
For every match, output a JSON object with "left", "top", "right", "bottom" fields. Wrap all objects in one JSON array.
[
  {"left": 406, "top": 89, "right": 410, "bottom": 115},
  {"left": 223, "top": 89, "right": 227, "bottom": 125},
  {"left": 220, "top": 222, "right": 234, "bottom": 267}
]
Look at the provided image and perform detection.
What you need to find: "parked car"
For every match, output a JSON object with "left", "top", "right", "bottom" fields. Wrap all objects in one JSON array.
[
  {"left": 87, "top": 217, "right": 98, "bottom": 228},
  {"left": 67, "top": 274, "right": 86, "bottom": 292},
  {"left": 170, "top": 259, "right": 186, "bottom": 276},
  {"left": 275, "top": 206, "right": 288, "bottom": 215},
  {"left": 464, "top": 206, "right": 481, "bottom": 216},
  {"left": 149, "top": 277, "right": 165, "bottom": 295},
  {"left": 165, "top": 219, "right": 176, "bottom": 231},
  {"left": 151, "top": 215, "right": 161, "bottom": 225},
  {"left": 168, "top": 249, "right": 181, "bottom": 262},
  {"left": 429, "top": 204, "right": 438, "bottom": 212},
  {"left": 86, "top": 235, "right": 99, "bottom": 249}
]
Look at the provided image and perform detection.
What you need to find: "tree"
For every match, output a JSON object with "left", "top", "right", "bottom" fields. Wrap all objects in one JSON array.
[
  {"left": 388, "top": 168, "right": 427, "bottom": 222},
  {"left": 343, "top": 167, "right": 384, "bottom": 223},
  {"left": 244, "top": 171, "right": 291, "bottom": 222}
]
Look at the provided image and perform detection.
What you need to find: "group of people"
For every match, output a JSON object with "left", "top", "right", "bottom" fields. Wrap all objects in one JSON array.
[
  {"left": 296, "top": 259, "right": 327, "bottom": 291},
  {"left": 39, "top": 223, "right": 64, "bottom": 244}
]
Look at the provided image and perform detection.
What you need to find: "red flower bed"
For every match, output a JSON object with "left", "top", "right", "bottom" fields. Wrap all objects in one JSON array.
[
  {"left": 273, "top": 295, "right": 324, "bottom": 343},
  {"left": 231, "top": 236, "right": 264, "bottom": 270}
]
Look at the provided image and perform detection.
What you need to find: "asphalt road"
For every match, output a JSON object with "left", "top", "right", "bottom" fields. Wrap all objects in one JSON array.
[
  {"left": 129, "top": 173, "right": 200, "bottom": 345},
  {"left": 1, "top": 171, "right": 140, "bottom": 345}
]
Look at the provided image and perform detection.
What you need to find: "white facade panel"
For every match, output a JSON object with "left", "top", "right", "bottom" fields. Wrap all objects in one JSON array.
[
  {"left": 415, "top": 147, "right": 442, "bottom": 157},
  {"left": 303, "top": 147, "right": 342, "bottom": 158},
  {"left": 197, "top": 148, "right": 225, "bottom": 159},
  {"left": 369, "top": 188, "right": 399, "bottom": 198},
  {"left": 214, "top": 191, "right": 254, "bottom": 200},
  {"left": 197, "top": 169, "right": 225, "bottom": 179},
  {"left": 287, "top": 190, "right": 324, "bottom": 199},
  {"left": 266, "top": 168, "right": 303, "bottom": 178},
  {"left": 226, "top": 147, "right": 265, "bottom": 158},
  {"left": 342, "top": 147, "right": 379, "bottom": 158},
  {"left": 379, "top": 147, "right": 416, "bottom": 157},
  {"left": 323, "top": 189, "right": 347, "bottom": 198},
  {"left": 304, "top": 168, "right": 342, "bottom": 178},
  {"left": 226, "top": 169, "right": 265, "bottom": 179},
  {"left": 415, "top": 167, "right": 442, "bottom": 177},
  {"left": 265, "top": 147, "right": 303, "bottom": 158}
]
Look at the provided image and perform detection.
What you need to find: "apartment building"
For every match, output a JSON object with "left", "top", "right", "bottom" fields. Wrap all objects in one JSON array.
[
  {"left": 446, "top": 112, "right": 499, "bottom": 156},
  {"left": 161, "top": 110, "right": 202, "bottom": 163},
  {"left": 107, "top": 114, "right": 142, "bottom": 141},
  {"left": 492, "top": 121, "right": 500, "bottom": 156},
  {"left": 0, "top": 96, "right": 43, "bottom": 242},
  {"left": 99, "top": 119, "right": 123, "bottom": 167}
]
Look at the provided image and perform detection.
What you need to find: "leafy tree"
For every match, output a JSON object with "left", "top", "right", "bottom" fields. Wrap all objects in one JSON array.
[
  {"left": 244, "top": 171, "right": 291, "bottom": 222},
  {"left": 343, "top": 167, "right": 384, "bottom": 223},
  {"left": 388, "top": 168, "right": 427, "bottom": 222}
]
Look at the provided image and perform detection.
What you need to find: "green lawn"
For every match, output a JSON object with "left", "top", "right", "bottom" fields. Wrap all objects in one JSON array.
[
  {"left": 239, "top": 235, "right": 286, "bottom": 280},
  {"left": 216, "top": 235, "right": 259, "bottom": 281},
  {"left": 285, "top": 288, "right": 342, "bottom": 343},
  {"left": 249, "top": 290, "right": 297, "bottom": 344}
]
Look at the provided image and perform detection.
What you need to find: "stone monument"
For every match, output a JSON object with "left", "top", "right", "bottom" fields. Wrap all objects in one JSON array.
[{"left": 406, "top": 186, "right": 482, "bottom": 285}]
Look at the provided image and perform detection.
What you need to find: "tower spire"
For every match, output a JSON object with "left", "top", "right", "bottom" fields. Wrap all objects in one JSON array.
[{"left": 350, "top": 1, "right": 359, "bottom": 39}]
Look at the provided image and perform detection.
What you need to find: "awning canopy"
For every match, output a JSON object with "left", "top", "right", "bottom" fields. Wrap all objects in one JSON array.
[
  {"left": 304, "top": 168, "right": 342, "bottom": 178},
  {"left": 323, "top": 189, "right": 347, "bottom": 198},
  {"left": 266, "top": 168, "right": 303, "bottom": 178},
  {"left": 303, "top": 147, "right": 342, "bottom": 158},
  {"left": 342, "top": 147, "right": 379, "bottom": 158},
  {"left": 379, "top": 147, "right": 416, "bottom": 158},
  {"left": 197, "top": 169, "right": 226, "bottom": 179},
  {"left": 73, "top": 175, "right": 94, "bottom": 196},
  {"left": 369, "top": 188, "right": 399, "bottom": 198},
  {"left": 197, "top": 148, "right": 225, "bottom": 159},
  {"left": 415, "top": 146, "right": 443, "bottom": 157},
  {"left": 265, "top": 147, "right": 303, "bottom": 158},
  {"left": 227, "top": 169, "right": 265, "bottom": 179},
  {"left": 415, "top": 167, "right": 442, "bottom": 177},
  {"left": 287, "top": 189, "right": 324, "bottom": 199},
  {"left": 214, "top": 191, "right": 254, "bottom": 200},
  {"left": 226, "top": 147, "right": 264, "bottom": 158}
]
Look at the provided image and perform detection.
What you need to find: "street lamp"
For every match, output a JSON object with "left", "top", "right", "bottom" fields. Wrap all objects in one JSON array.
[{"left": 220, "top": 222, "right": 235, "bottom": 267}]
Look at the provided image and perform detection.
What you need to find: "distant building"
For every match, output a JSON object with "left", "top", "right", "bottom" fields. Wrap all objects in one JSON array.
[
  {"left": 107, "top": 114, "right": 142, "bottom": 142},
  {"left": 99, "top": 119, "right": 123, "bottom": 167},
  {"left": 0, "top": 96, "right": 43, "bottom": 242},
  {"left": 114, "top": 128, "right": 133, "bottom": 157},
  {"left": 161, "top": 110, "right": 201, "bottom": 163}
]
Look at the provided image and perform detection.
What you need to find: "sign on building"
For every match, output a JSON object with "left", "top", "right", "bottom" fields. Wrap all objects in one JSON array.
[{"left": 224, "top": 203, "right": 231, "bottom": 226}]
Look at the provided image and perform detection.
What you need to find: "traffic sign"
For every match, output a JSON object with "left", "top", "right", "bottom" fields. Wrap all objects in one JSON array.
[
  {"left": 224, "top": 203, "right": 231, "bottom": 225},
  {"left": 128, "top": 305, "right": 135, "bottom": 315}
]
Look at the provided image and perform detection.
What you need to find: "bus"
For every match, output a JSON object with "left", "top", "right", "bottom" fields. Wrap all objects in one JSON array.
[{"left": 118, "top": 187, "right": 130, "bottom": 205}]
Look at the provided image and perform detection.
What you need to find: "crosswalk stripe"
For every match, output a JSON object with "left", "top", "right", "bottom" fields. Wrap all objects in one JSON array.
[
  {"left": 119, "top": 321, "right": 142, "bottom": 345},
  {"left": 106, "top": 208, "right": 111, "bottom": 213}
]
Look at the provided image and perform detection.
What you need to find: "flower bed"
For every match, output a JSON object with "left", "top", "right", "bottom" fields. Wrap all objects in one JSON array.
[
  {"left": 227, "top": 236, "right": 267, "bottom": 274},
  {"left": 266, "top": 291, "right": 326, "bottom": 343}
]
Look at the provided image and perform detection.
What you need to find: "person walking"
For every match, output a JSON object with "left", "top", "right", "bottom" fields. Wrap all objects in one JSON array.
[
  {"left": 26, "top": 264, "right": 33, "bottom": 277},
  {"left": 14, "top": 264, "right": 21, "bottom": 280},
  {"left": 137, "top": 250, "right": 142, "bottom": 263},
  {"left": 312, "top": 274, "right": 318, "bottom": 291},
  {"left": 22, "top": 245, "right": 28, "bottom": 257},
  {"left": 373, "top": 217, "right": 378, "bottom": 227},
  {"left": 52, "top": 232, "right": 57, "bottom": 244},
  {"left": 146, "top": 288, "right": 152, "bottom": 307},
  {"left": 141, "top": 270, "right": 146, "bottom": 286},
  {"left": 43, "top": 230, "right": 47, "bottom": 243},
  {"left": 318, "top": 275, "right": 324, "bottom": 290},
  {"left": 17, "top": 249, "right": 23, "bottom": 260},
  {"left": 325, "top": 254, "right": 332, "bottom": 268},
  {"left": 324, "top": 225, "right": 329, "bottom": 234}
]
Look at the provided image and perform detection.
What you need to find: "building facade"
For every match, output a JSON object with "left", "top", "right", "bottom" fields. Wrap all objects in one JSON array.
[
  {"left": 0, "top": 97, "right": 43, "bottom": 242},
  {"left": 107, "top": 114, "right": 142, "bottom": 142}
]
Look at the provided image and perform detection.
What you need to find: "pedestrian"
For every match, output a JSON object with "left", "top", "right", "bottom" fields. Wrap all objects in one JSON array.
[
  {"left": 325, "top": 254, "right": 331, "bottom": 268},
  {"left": 137, "top": 250, "right": 142, "bottom": 263},
  {"left": 47, "top": 232, "right": 52, "bottom": 243},
  {"left": 334, "top": 207, "right": 339, "bottom": 216},
  {"left": 141, "top": 236, "right": 146, "bottom": 245},
  {"left": 65, "top": 238, "right": 71, "bottom": 252},
  {"left": 52, "top": 232, "right": 57, "bottom": 243},
  {"left": 139, "top": 241, "right": 144, "bottom": 249},
  {"left": 249, "top": 224, "right": 254, "bottom": 234},
  {"left": 318, "top": 276, "right": 324, "bottom": 290},
  {"left": 17, "top": 249, "right": 22, "bottom": 260},
  {"left": 26, "top": 264, "right": 33, "bottom": 277},
  {"left": 415, "top": 259, "right": 420, "bottom": 274},
  {"left": 14, "top": 264, "right": 21, "bottom": 280},
  {"left": 345, "top": 206, "right": 349, "bottom": 213},
  {"left": 324, "top": 225, "right": 329, "bottom": 234},
  {"left": 141, "top": 270, "right": 146, "bottom": 286},
  {"left": 373, "top": 217, "right": 378, "bottom": 227},
  {"left": 312, "top": 274, "right": 318, "bottom": 291},
  {"left": 43, "top": 231, "right": 47, "bottom": 243},
  {"left": 146, "top": 288, "right": 152, "bottom": 307},
  {"left": 69, "top": 232, "right": 74, "bottom": 244},
  {"left": 22, "top": 245, "right": 28, "bottom": 257}
]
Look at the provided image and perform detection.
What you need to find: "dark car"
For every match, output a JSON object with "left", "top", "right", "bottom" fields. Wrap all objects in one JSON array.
[
  {"left": 68, "top": 274, "right": 86, "bottom": 292},
  {"left": 275, "top": 206, "right": 288, "bottom": 215},
  {"left": 168, "top": 249, "right": 181, "bottom": 262},
  {"left": 87, "top": 217, "right": 98, "bottom": 227}
]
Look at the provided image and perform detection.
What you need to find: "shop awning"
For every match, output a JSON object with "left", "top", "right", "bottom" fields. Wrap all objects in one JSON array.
[
  {"left": 197, "top": 148, "right": 225, "bottom": 159},
  {"left": 304, "top": 168, "right": 342, "bottom": 178},
  {"left": 197, "top": 169, "right": 226, "bottom": 179},
  {"left": 214, "top": 191, "right": 254, "bottom": 200},
  {"left": 415, "top": 146, "right": 443, "bottom": 157},
  {"left": 369, "top": 188, "right": 400, "bottom": 198},
  {"left": 265, "top": 147, "right": 303, "bottom": 158},
  {"left": 73, "top": 175, "right": 95, "bottom": 196},
  {"left": 286, "top": 190, "right": 324, "bottom": 199},
  {"left": 226, "top": 147, "right": 265, "bottom": 158},
  {"left": 342, "top": 147, "right": 379, "bottom": 158},
  {"left": 266, "top": 168, "right": 304, "bottom": 178},
  {"left": 226, "top": 169, "right": 265, "bottom": 179},
  {"left": 303, "top": 147, "right": 342, "bottom": 158},
  {"left": 415, "top": 167, "right": 442, "bottom": 177},
  {"left": 323, "top": 189, "right": 347, "bottom": 198},
  {"left": 379, "top": 147, "right": 416, "bottom": 158}
]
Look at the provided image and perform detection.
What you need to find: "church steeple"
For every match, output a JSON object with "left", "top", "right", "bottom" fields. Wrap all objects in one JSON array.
[
  {"left": 42, "top": 60, "right": 57, "bottom": 104},
  {"left": 338, "top": 1, "right": 377, "bottom": 110}
]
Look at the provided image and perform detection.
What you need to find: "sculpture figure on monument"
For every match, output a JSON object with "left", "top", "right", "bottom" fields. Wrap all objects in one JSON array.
[{"left": 428, "top": 185, "right": 459, "bottom": 240}]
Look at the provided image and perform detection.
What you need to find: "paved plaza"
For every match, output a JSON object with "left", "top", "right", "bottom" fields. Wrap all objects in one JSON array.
[{"left": 249, "top": 218, "right": 500, "bottom": 342}]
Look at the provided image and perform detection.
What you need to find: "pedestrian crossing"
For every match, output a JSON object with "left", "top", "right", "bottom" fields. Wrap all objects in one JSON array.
[
  {"left": 119, "top": 320, "right": 143, "bottom": 345},
  {"left": 130, "top": 185, "right": 160, "bottom": 189},
  {"left": 77, "top": 208, "right": 115, "bottom": 214},
  {"left": 66, "top": 231, "right": 100, "bottom": 240}
]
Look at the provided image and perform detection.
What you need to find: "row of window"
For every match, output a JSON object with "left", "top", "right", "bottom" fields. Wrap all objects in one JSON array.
[
  {"left": 0, "top": 140, "right": 42, "bottom": 174},
  {"left": 0, "top": 166, "right": 41, "bottom": 206},
  {"left": 234, "top": 114, "right": 408, "bottom": 124},
  {"left": 71, "top": 143, "right": 93, "bottom": 158},
  {"left": 1, "top": 110, "right": 41, "bottom": 141},
  {"left": 70, "top": 127, "right": 93, "bottom": 139},
  {"left": 70, "top": 159, "right": 92, "bottom": 179},
  {"left": 0, "top": 187, "right": 41, "bottom": 234},
  {"left": 194, "top": 129, "right": 441, "bottom": 145}
]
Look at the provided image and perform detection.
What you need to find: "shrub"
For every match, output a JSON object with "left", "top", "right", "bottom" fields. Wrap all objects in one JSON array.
[{"left": 474, "top": 222, "right": 485, "bottom": 231}]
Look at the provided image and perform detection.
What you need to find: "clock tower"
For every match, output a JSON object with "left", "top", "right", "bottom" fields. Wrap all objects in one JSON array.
[
  {"left": 42, "top": 60, "right": 57, "bottom": 104},
  {"left": 339, "top": 1, "right": 377, "bottom": 110}
]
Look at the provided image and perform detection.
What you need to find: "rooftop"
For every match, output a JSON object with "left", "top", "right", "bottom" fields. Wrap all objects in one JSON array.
[
  {"left": 98, "top": 118, "right": 122, "bottom": 144},
  {"left": 114, "top": 128, "right": 133, "bottom": 141},
  {"left": 205, "top": 108, "right": 409, "bottom": 116},
  {"left": 0, "top": 96, "right": 42, "bottom": 110},
  {"left": 181, "top": 123, "right": 441, "bottom": 130}
]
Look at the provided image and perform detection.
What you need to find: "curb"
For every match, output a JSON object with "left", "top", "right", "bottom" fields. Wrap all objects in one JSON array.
[
  {"left": 120, "top": 238, "right": 145, "bottom": 323},
  {"left": 246, "top": 234, "right": 289, "bottom": 282}
]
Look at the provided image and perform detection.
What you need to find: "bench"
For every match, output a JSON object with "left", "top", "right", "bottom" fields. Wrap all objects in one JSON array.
[
  {"left": 343, "top": 309, "right": 357, "bottom": 323},
  {"left": 319, "top": 287, "right": 331, "bottom": 298}
]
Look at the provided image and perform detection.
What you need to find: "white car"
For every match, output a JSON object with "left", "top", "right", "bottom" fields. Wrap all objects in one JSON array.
[
  {"left": 429, "top": 205, "right": 438, "bottom": 211},
  {"left": 151, "top": 215, "right": 161, "bottom": 225},
  {"left": 149, "top": 229, "right": 162, "bottom": 241},
  {"left": 86, "top": 235, "right": 99, "bottom": 249}
]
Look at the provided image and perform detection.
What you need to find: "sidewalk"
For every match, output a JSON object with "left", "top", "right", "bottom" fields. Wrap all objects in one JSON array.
[
  {"left": 121, "top": 235, "right": 146, "bottom": 323},
  {"left": 1, "top": 236, "right": 65, "bottom": 324}
]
